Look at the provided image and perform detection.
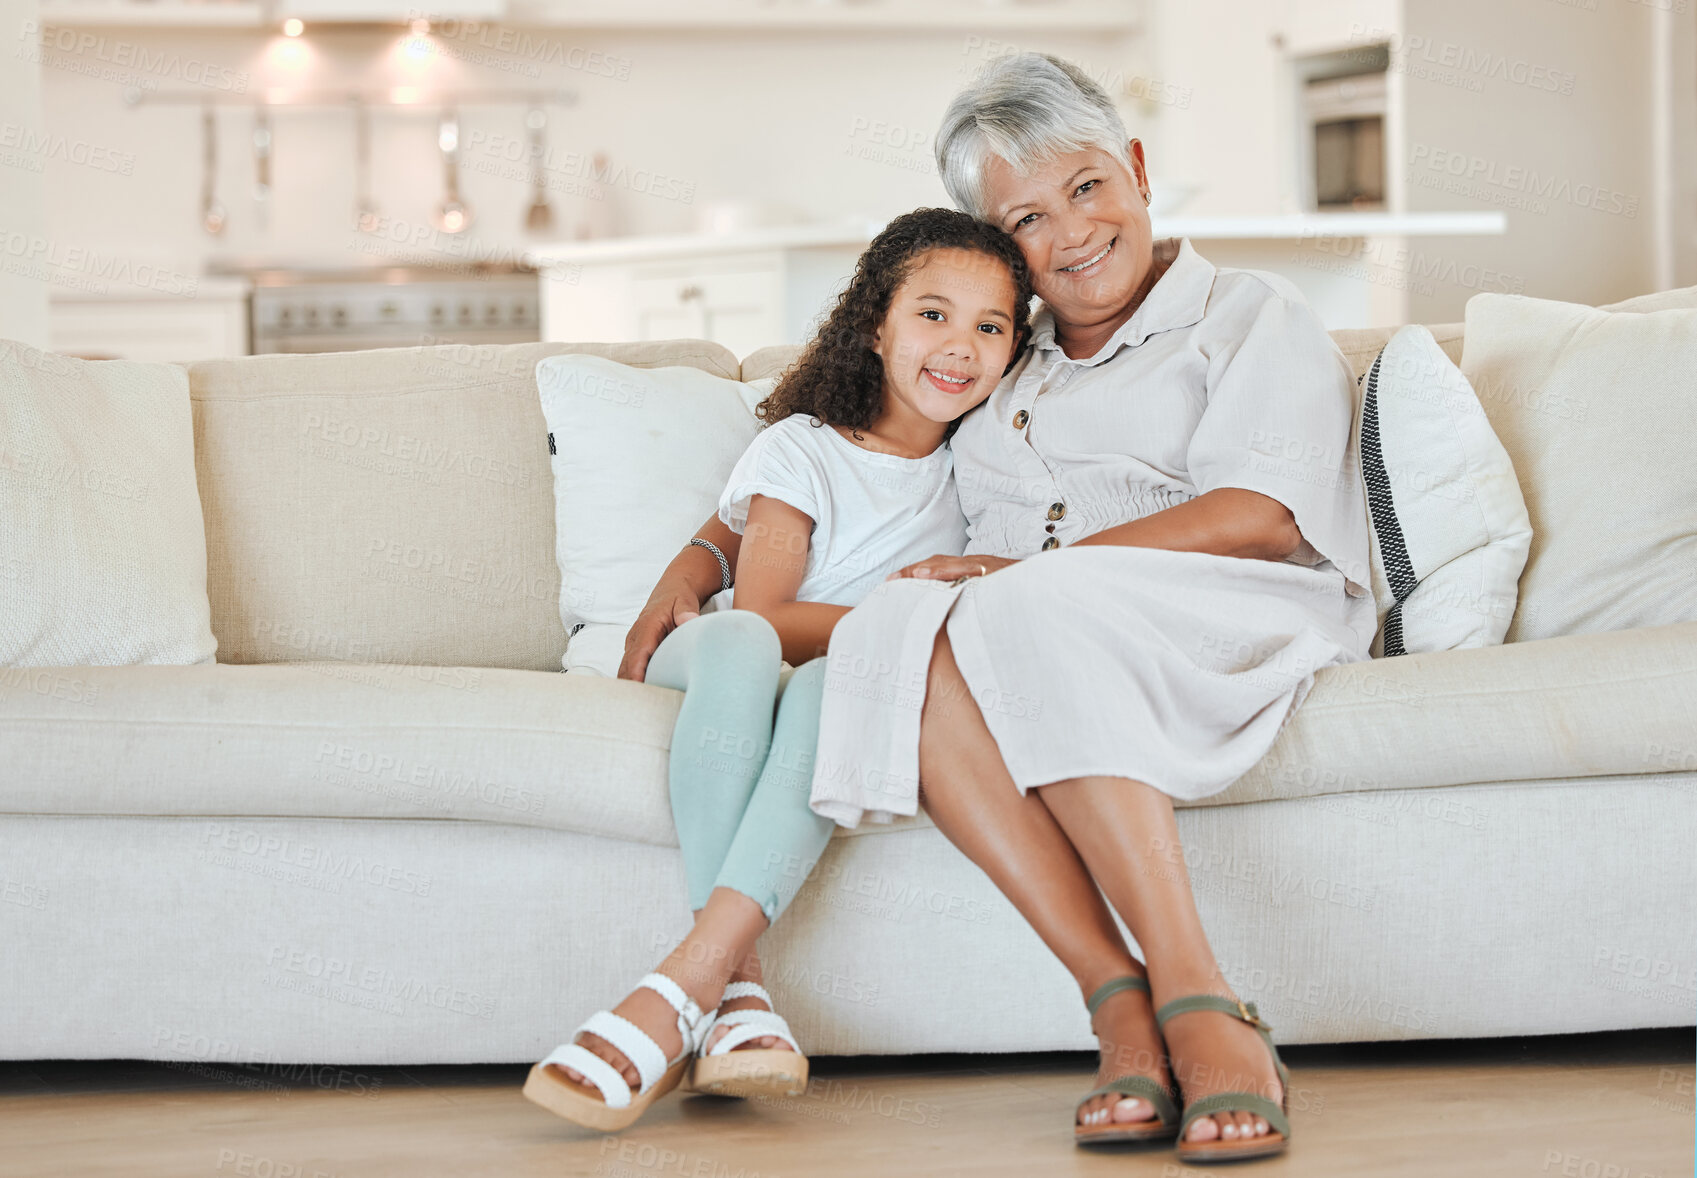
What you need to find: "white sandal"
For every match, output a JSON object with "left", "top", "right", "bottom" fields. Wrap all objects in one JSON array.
[
  {"left": 523, "top": 972, "right": 707, "bottom": 1132},
  {"left": 686, "top": 981, "right": 809, "bottom": 1100}
]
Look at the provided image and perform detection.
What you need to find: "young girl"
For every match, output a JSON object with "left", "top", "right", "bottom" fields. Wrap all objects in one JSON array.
[{"left": 524, "top": 208, "right": 1033, "bottom": 1131}]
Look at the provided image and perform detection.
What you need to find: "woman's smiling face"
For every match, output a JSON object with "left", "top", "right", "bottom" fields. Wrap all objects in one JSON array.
[{"left": 982, "top": 140, "right": 1155, "bottom": 333}]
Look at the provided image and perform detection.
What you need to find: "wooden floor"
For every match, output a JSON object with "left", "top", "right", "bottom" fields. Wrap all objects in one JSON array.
[{"left": 2, "top": 1030, "right": 1690, "bottom": 1178}]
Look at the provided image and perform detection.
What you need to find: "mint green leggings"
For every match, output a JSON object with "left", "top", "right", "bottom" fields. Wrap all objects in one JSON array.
[{"left": 646, "top": 610, "right": 834, "bottom": 922}]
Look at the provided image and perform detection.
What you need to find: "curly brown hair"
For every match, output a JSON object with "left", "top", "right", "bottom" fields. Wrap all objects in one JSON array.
[{"left": 755, "top": 207, "right": 1033, "bottom": 434}]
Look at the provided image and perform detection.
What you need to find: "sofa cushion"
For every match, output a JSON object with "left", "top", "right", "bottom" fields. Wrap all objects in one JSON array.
[
  {"left": 3, "top": 622, "right": 1691, "bottom": 843},
  {"left": 187, "top": 339, "right": 738, "bottom": 671},
  {"left": 1461, "top": 295, "right": 1697, "bottom": 642},
  {"left": 1, "top": 339, "right": 218, "bottom": 667}
]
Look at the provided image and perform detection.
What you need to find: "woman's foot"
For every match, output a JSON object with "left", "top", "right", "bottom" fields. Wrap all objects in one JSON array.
[
  {"left": 1075, "top": 971, "right": 1174, "bottom": 1131},
  {"left": 1153, "top": 978, "right": 1284, "bottom": 1147}
]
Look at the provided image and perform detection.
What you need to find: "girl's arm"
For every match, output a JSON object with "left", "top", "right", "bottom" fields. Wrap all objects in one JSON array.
[
  {"left": 734, "top": 494, "right": 849, "bottom": 666},
  {"left": 618, "top": 513, "right": 744, "bottom": 681}
]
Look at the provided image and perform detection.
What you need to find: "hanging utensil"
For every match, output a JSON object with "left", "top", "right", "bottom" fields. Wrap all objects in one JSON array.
[
  {"left": 253, "top": 104, "right": 272, "bottom": 231},
  {"left": 432, "top": 108, "right": 472, "bottom": 235},
  {"left": 352, "top": 98, "right": 381, "bottom": 234},
  {"left": 522, "top": 104, "right": 555, "bottom": 235},
  {"left": 199, "top": 101, "right": 226, "bottom": 237}
]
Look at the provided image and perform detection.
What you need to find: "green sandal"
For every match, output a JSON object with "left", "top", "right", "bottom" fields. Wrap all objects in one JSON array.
[
  {"left": 1155, "top": 994, "right": 1291, "bottom": 1163},
  {"left": 1073, "top": 975, "right": 1181, "bottom": 1145}
]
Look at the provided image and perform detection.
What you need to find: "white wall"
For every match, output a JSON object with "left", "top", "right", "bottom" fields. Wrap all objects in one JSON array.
[
  {"left": 1400, "top": 0, "right": 1666, "bottom": 319},
  {"left": 1, "top": 0, "right": 50, "bottom": 346},
  {"left": 29, "top": 24, "right": 1137, "bottom": 277}
]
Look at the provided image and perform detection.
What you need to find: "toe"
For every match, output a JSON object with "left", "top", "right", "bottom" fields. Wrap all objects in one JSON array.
[
  {"left": 1076, "top": 1095, "right": 1107, "bottom": 1127},
  {"left": 1110, "top": 1096, "right": 1153, "bottom": 1124},
  {"left": 1215, "top": 1112, "right": 1240, "bottom": 1140},
  {"left": 1186, "top": 1115, "right": 1221, "bottom": 1143},
  {"left": 1233, "top": 1109, "right": 1258, "bottom": 1137}
]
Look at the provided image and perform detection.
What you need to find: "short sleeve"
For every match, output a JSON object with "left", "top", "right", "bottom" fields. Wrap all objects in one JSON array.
[
  {"left": 717, "top": 417, "right": 827, "bottom": 535},
  {"left": 1186, "top": 285, "right": 1372, "bottom": 594}
]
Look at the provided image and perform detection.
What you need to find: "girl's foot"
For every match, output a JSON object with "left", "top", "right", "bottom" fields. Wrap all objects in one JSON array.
[
  {"left": 704, "top": 950, "right": 783, "bottom": 1054},
  {"left": 556, "top": 952, "right": 783, "bottom": 1092},
  {"left": 1075, "top": 971, "right": 1174, "bottom": 1131},
  {"left": 1154, "top": 980, "right": 1285, "bottom": 1146},
  {"left": 553, "top": 967, "right": 704, "bottom": 1093}
]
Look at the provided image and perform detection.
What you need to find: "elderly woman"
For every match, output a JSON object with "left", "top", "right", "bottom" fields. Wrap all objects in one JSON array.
[{"left": 621, "top": 54, "right": 1374, "bottom": 1162}]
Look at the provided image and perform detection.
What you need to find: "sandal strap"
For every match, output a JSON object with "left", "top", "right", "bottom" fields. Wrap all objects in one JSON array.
[
  {"left": 701, "top": 1008, "right": 801, "bottom": 1057},
  {"left": 1154, "top": 993, "right": 1271, "bottom": 1033},
  {"left": 1075, "top": 1074, "right": 1180, "bottom": 1127},
  {"left": 634, "top": 972, "right": 707, "bottom": 1054},
  {"left": 721, "top": 980, "right": 773, "bottom": 1007},
  {"left": 1084, "top": 975, "right": 1149, "bottom": 1018},
  {"left": 539, "top": 1042, "right": 636, "bottom": 1109},
  {"left": 579, "top": 1010, "right": 670, "bottom": 1094},
  {"left": 1156, "top": 993, "right": 1292, "bottom": 1121},
  {"left": 1177, "top": 1091, "right": 1291, "bottom": 1140}
]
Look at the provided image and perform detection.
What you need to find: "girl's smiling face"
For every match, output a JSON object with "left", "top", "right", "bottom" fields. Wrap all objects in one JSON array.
[
  {"left": 983, "top": 140, "right": 1155, "bottom": 334},
  {"left": 869, "top": 247, "right": 1022, "bottom": 426}
]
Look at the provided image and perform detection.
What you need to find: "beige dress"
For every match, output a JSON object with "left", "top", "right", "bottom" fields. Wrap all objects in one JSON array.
[{"left": 809, "top": 239, "right": 1379, "bottom": 827}]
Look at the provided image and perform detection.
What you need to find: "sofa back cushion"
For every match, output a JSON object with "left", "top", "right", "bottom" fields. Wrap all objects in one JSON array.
[
  {"left": 1462, "top": 294, "right": 1697, "bottom": 642},
  {"left": 741, "top": 325, "right": 1461, "bottom": 386},
  {"left": 188, "top": 339, "right": 738, "bottom": 670}
]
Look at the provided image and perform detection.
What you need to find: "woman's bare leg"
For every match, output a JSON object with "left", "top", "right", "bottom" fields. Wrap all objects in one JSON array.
[
  {"left": 1040, "top": 779, "right": 1284, "bottom": 1146},
  {"left": 918, "top": 630, "right": 1170, "bottom": 1128}
]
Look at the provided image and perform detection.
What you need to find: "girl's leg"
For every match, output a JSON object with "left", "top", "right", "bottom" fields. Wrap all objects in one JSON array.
[
  {"left": 704, "top": 658, "right": 837, "bottom": 1049},
  {"left": 647, "top": 610, "right": 784, "bottom": 1017},
  {"left": 559, "top": 658, "right": 836, "bottom": 1085},
  {"left": 917, "top": 630, "right": 1171, "bottom": 1129},
  {"left": 556, "top": 611, "right": 782, "bottom": 1091},
  {"left": 712, "top": 658, "right": 835, "bottom": 923},
  {"left": 1037, "top": 779, "right": 1284, "bottom": 1146},
  {"left": 645, "top": 610, "right": 783, "bottom": 911}
]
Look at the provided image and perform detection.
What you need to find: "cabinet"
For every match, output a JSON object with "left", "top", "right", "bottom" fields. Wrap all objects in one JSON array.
[
  {"left": 535, "top": 223, "right": 876, "bottom": 361},
  {"left": 49, "top": 280, "right": 250, "bottom": 362}
]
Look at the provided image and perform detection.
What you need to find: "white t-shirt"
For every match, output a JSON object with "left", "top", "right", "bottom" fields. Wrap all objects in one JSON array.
[{"left": 716, "top": 414, "right": 968, "bottom": 607}]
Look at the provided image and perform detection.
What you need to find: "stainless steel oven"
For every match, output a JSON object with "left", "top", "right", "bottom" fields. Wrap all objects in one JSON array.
[{"left": 247, "top": 264, "right": 540, "bottom": 354}]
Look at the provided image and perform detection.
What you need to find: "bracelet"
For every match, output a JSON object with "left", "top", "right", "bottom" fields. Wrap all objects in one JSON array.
[{"left": 689, "top": 537, "right": 732, "bottom": 593}]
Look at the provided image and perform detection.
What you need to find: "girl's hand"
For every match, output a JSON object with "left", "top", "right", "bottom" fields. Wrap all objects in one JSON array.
[
  {"left": 888, "top": 554, "right": 1019, "bottom": 582},
  {"left": 618, "top": 587, "right": 701, "bottom": 681}
]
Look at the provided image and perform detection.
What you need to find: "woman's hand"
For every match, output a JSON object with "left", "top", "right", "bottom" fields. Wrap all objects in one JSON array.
[
  {"left": 617, "top": 587, "right": 701, "bottom": 682},
  {"left": 888, "top": 554, "right": 1020, "bottom": 582}
]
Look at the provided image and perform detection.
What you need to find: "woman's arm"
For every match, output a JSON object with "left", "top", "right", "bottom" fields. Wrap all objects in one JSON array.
[
  {"left": 617, "top": 513, "right": 745, "bottom": 681},
  {"left": 1070, "top": 487, "right": 1301, "bottom": 560},
  {"left": 734, "top": 495, "right": 849, "bottom": 666},
  {"left": 889, "top": 488, "right": 1299, "bottom": 582}
]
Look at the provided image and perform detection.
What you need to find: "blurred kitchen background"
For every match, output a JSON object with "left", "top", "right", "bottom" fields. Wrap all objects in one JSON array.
[{"left": 1, "top": 0, "right": 1692, "bottom": 360}]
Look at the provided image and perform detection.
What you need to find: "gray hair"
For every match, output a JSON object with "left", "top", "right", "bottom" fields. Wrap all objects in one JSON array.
[{"left": 935, "top": 52, "right": 1132, "bottom": 224}]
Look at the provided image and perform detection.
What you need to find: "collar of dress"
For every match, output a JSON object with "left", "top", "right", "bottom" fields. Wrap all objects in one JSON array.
[{"left": 1026, "top": 237, "right": 1215, "bottom": 366}]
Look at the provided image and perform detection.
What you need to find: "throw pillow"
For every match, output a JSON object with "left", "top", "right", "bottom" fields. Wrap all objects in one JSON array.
[
  {"left": 1358, "top": 325, "right": 1533, "bottom": 656},
  {"left": 535, "top": 353, "right": 770, "bottom": 675},
  {"left": 0, "top": 339, "right": 217, "bottom": 666}
]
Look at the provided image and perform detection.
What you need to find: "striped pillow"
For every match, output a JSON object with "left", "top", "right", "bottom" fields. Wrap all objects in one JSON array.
[{"left": 1358, "top": 326, "right": 1531, "bottom": 656}]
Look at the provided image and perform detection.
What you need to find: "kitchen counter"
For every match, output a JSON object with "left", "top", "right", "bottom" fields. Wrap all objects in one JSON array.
[{"left": 531, "top": 211, "right": 1506, "bottom": 265}]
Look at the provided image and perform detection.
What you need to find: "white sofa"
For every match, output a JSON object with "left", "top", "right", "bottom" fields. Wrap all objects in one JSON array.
[{"left": 2, "top": 313, "right": 1694, "bottom": 1068}]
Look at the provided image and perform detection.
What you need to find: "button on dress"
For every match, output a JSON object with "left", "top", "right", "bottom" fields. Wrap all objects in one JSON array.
[{"left": 809, "top": 239, "right": 1379, "bottom": 828}]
